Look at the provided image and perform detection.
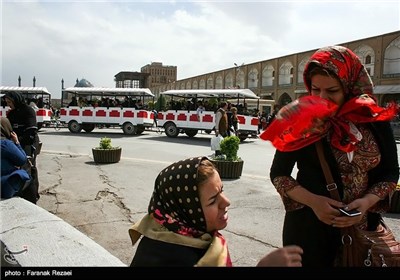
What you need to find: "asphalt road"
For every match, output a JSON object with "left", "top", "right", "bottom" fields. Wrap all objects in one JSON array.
[{"left": 35, "top": 127, "right": 400, "bottom": 267}]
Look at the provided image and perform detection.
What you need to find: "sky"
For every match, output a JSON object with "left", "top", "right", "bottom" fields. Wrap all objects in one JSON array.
[{"left": 1, "top": 0, "right": 400, "bottom": 99}]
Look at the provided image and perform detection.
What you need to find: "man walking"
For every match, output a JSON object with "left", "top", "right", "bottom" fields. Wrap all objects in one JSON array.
[{"left": 214, "top": 101, "right": 229, "bottom": 155}]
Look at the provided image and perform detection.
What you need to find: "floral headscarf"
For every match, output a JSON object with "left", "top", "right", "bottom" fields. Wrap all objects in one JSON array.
[
  {"left": 148, "top": 156, "right": 208, "bottom": 237},
  {"left": 260, "top": 46, "right": 397, "bottom": 152},
  {"left": 303, "top": 46, "right": 374, "bottom": 99}
]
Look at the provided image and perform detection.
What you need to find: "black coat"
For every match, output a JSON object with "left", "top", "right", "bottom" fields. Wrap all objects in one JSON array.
[{"left": 5, "top": 92, "right": 38, "bottom": 151}]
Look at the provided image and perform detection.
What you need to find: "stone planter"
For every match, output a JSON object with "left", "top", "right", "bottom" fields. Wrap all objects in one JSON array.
[
  {"left": 210, "top": 159, "right": 244, "bottom": 179},
  {"left": 92, "top": 148, "right": 122, "bottom": 164}
]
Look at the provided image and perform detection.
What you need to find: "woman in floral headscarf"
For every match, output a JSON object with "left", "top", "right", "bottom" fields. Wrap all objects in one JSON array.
[
  {"left": 262, "top": 46, "right": 399, "bottom": 267},
  {"left": 129, "top": 156, "right": 303, "bottom": 267}
]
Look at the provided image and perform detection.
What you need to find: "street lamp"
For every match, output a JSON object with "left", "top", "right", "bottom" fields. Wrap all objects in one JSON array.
[{"left": 234, "top": 62, "right": 244, "bottom": 72}]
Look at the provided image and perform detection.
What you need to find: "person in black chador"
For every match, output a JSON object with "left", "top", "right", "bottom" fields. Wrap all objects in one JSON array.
[
  {"left": 4, "top": 92, "right": 39, "bottom": 158},
  {"left": 4, "top": 91, "right": 40, "bottom": 204}
]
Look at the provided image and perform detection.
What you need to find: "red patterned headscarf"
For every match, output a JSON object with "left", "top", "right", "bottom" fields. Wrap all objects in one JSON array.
[{"left": 260, "top": 46, "right": 397, "bottom": 152}]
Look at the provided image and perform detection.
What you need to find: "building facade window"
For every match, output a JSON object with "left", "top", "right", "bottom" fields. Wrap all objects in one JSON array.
[
  {"left": 384, "top": 36, "right": 400, "bottom": 75},
  {"left": 262, "top": 65, "right": 274, "bottom": 87},
  {"left": 279, "top": 61, "right": 293, "bottom": 85}
]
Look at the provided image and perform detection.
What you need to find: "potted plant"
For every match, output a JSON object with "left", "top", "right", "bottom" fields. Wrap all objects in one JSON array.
[
  {"left": 92, "top": 137, "right": 122, "bottom": 164},
  {"left": 210, "top": 135, "right": 244, "bottom": 179}
]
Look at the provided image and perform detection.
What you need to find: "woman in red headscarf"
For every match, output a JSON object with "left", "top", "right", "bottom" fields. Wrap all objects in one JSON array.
[{"left": 262, "top": 46, "right": 399, "bottom": 267}]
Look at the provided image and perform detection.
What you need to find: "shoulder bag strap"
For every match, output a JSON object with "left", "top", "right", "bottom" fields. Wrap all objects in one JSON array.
[
  {"left": 316, "top": 140, "right": 361, "bottom": 268},
  {"left": 315, "top": 140, "right": 342, "bottom": 202}
]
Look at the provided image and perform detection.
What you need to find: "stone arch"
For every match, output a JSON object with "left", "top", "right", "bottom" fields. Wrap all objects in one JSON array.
[
  {"left": 278, "top": 92, "right": 292, "bottom": 107},
  {"left": 383, "top": 36, "right": 400, "bottom": 75},
  {"left": 199, "top": 79, "right": 206, "bottom": 89},
  {"left": 248, "top": 68, "right": 258, "bottom": 88},
  {"left": 279, "top": 61, "right": 293, "bottom": 85},
  {"left": 207, "top": 76, "right": 214, "bottom": 89},
  {"left": 236, "top": 70, "right": 245, "bottom": 89},
  {"left": 297, "top": 57, "right": 308, "bottom": 84},
  {"left": 215, "top": 75, "right": 223, "bottom": 89},
  {"left": 262, "top": 64, "right": 274, "bottom": 87},
  {"left": 354, "top": 44, "right": 375, "bottom": 76},
  {"left": 225, "top": 73, "right": 233, "bottom": 88}
]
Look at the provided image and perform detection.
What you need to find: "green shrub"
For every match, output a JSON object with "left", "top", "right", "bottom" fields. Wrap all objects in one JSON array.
[
  {"left": 155, "top": 95, "right": 167, "bottom": 111},
  {"left": 98, "top": 137, "right": 114, "bottom": 149},
  {"left": 220, "top": 135, "right": 241, "bottom": 161}
]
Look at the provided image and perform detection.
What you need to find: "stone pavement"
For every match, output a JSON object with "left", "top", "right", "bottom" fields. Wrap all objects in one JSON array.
[{"left": 34, "top": 151, "right": 292, "bottom": 266}]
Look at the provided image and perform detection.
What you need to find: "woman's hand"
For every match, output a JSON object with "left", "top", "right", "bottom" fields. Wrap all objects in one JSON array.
[
  {"left": 332, "top": 194, "right": 380, "bottom": 227},
  {"left": 256, "top": 245, "right": 303, "bottom": 267},
  {"left": 285, "top": 186, "right": 344, "bottom": 226},
  {"left": 309, "top": 195, "right": 344, "bottom": 226},
  {"left": 10, "top": 131, "right": 20, "bottom": 145}
]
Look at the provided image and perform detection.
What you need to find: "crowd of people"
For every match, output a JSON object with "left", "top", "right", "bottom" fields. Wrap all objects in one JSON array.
[{"left": 67, "top": 96, "right": 145, "bottom": 109}]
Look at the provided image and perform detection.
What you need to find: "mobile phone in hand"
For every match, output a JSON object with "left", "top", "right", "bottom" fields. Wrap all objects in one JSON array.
[{"left": 339, "top": 208, "right": 361, "bottom": 217}]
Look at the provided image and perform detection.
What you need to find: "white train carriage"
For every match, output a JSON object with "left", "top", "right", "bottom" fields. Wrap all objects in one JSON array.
[
  {"left": 0, "top": 86, "right": 53, "bottom": 129},
  {"left": 60, "top": 87, "right": 155, "bottom": 135},
  {"left": 157, "top": 89, "right": 260, "bottom": 141}
]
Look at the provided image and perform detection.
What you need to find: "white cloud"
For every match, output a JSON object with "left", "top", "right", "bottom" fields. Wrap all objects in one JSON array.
[{"left": 2, "top": 1, "right": 399, "bottom": 99}]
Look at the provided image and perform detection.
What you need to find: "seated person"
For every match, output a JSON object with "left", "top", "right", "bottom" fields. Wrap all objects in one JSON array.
[
  {"left": 196, "top": 101, "right": 205, "bottom": 121},
  {"left": 135, "top": 100, "right": 144, "bottom": 110},
  {"left": 1, "top": 117, "right": 30, "bottom": 199},
  {"left": 68, "top": 97, "right": 78, "bottom": 106}
]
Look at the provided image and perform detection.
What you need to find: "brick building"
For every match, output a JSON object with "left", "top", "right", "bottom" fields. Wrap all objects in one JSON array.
[
  {"left": 114, "top": 62, "right": 177, "bottom": 91},
  {"left": 140, "top": 62, "right": 177, "bottom": 88}
]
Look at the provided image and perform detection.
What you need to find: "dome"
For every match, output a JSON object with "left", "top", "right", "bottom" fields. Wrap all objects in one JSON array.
[{"left": 74, "top": 78, "right": 94, "bottom": 87}]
